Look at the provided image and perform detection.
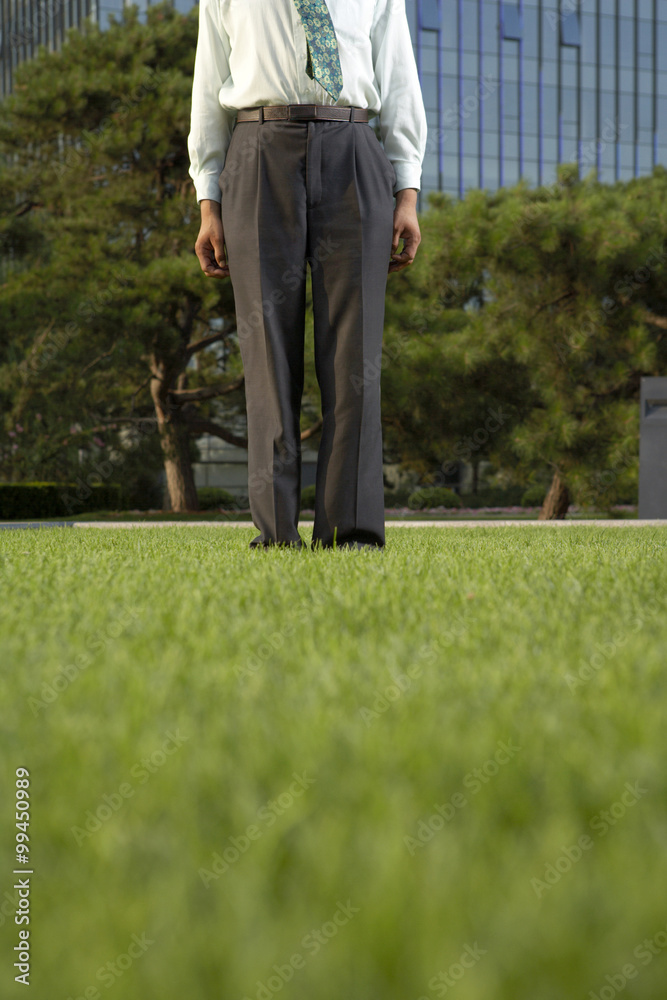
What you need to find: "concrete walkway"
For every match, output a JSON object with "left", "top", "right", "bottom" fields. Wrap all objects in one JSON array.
[{"left": 2, "top": 519, "right": 666, "bottom": 530}]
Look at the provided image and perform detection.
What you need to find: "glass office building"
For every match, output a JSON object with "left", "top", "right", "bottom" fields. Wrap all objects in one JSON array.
[
  {"left": 409, "top": 0, "right": 667, "bottom": 208},
  {"left": 3, "top": 0, "right": 667, "bottom": 206},
  {"left": 1, "top": 0, "right": 95, "bottom": 97},
  {"left": 0, "top": 0, "right": 191, "bottom": 98}
]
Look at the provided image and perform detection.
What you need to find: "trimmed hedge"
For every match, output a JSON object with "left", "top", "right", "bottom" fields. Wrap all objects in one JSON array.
[
  {"left": 0, "top": 482, "right": 122, "bottom": 519},
  {"left": 197, "top": 487, "right": 239, "bottom": 511},
  {"left": 408, "top": 487, "right": 463, "bottom": 510},
  {"left": 384, "top": 486, "right": 416, "bottom": 508},
  {"left": 458, "top": 486, "right": 527, "bottom": 509},
  {"left": 300, "top": 484, "right": 317, "bottom": 510},
  {"left": 521, "top": 485, "right": 548, "bottom": 507}
]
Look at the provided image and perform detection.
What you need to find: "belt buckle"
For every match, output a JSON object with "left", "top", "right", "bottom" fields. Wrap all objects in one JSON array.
[{"left": 288, "top": 105, "right": 314, "bottom": 121}]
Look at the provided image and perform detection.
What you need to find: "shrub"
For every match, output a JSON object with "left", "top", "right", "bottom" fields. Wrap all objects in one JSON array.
[
  {"left": 197, "top": 487, "right": 238, "bottom": 510},
  {"left": 0, "top": 482, "right": 122, "bottom": 519},
  {"left": 407, "top": 487, "right": 462, "bottom": 510},
  {"left": 300, "top": 484, "right": 317, "bottom": 510},
  {"left": 115, "top": 471, "right": 164, "bottom": 511},
  {"left": 118, "top": 470, "right": 164, "bottom": 511},
  {"left": 521, "top": 485, "right": 548, "bottom": 507},
  {"left": 384, "top": 486, "right": 415, "bottom": 508},
  {"left": 458, "top": 487, "right": 526, "bottom": 509}
]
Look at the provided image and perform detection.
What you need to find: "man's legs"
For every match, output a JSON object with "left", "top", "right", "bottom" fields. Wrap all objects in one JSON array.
[
  {"left": 221, "top": 115, "right": 394, "bottom": 550},
  {"left": 307, "top": 121, "right": 395, "bottom": 550},
  {"left": 220, "top": 120, "right": 309, "bottom": 548}
]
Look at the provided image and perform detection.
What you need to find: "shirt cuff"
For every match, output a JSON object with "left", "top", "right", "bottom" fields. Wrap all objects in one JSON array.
[
  {"left": 193, "top": 174, "right": 223, "bottom": 204},
  {"left": 392, "top": 162, "right": 422, "bottom": 195}
]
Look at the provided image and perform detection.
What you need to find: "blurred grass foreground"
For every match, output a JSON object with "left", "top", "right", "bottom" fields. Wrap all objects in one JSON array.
[{"left": 1, "top": 524, "right": 667, "bottom": 1000}]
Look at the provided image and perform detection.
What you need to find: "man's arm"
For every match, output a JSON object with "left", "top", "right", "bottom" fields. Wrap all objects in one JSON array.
[
  {"left": 187, "top": 0, "right": 235, "bottom": 205},
  {"left": 188, "top": 0, "right": 235, "bottom": 278},
  {"left": 371, "top": 0, "right": 427, "bottom": 272}
]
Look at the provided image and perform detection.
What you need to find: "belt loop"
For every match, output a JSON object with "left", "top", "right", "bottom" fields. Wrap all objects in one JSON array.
[
  {"left": 348, "top": 107, "right": 353, "bottom": 122},
  {"left": 258, "top": 107, "right": 264, "bottom": 125}
]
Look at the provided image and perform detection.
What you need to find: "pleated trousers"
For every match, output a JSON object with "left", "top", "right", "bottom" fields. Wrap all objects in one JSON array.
[{"left": 219, "top": 114, "right": 396, "bottom": 549}]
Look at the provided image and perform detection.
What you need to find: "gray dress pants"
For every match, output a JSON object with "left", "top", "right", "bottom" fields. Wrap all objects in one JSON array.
[{"left": 219, "top": 114, "right": 396, "bottom": 550}]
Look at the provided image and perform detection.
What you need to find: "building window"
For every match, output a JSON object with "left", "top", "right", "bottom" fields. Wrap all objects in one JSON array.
[
  {"left": 501, "top": 3, "right": 521, "bottom": 41},
  {"left": 561, "top": 10, "right": 581, "bottom": 47},
  {"left": 419, "top": 0, "right": 440, "bottom": 32}
]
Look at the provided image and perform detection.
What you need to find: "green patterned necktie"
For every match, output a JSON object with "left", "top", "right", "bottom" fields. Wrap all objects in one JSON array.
[{"left": 292, "top": 0, "right": 344, "bottom": 101}]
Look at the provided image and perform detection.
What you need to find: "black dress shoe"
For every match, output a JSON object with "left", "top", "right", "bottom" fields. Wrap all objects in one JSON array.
[
  {"left": 336, "top": 541, "right": 385, "bottom": 551},
  {"left": 310, "top": 537, "right": 384, "bottom": 551},
  {"left": 249, "top": 535, "right": 304, "bottom": 549}
]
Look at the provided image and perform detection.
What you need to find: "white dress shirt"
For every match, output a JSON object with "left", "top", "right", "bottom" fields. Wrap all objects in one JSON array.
[{"left": 187, "top": 0, "right": 428, "bottom": 203}]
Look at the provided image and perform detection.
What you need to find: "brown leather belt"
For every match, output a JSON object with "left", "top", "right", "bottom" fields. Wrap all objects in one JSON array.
[{"left": 236, "top": 105, "right": 369, "bottom": 124}]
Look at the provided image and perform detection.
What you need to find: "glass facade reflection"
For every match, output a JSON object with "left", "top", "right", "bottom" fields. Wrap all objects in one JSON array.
[
  {"left": 1, "top": 0, "right": 92, "bottom": 98},
  {"left": 3, "top": 0, "right": 667, "bottom": 213},
  {"left": 408, "top": 0, "right": 667, "bottom": 211},
  {"left": 0, "top": 0, "right": 191, "bottom": 98}
]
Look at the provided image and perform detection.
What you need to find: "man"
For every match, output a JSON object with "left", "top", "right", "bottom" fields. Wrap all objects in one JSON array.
[{"left": 188, "top": 0, "right": 427, "bottom": 550}]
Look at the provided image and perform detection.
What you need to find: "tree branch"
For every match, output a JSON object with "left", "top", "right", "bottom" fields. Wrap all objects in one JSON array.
[
  {"left": 130, "top": 374, "right": 153, "bottom": 413},
  {"left": 300, "top": 417, "right": 323, "bottom": 441},
  {"left": 184, "top": 416, "right": 322, "bottom": 450},
  {"left": 185, "top": 329, "right": 235, "bottom": 359},
  {"left": 14, "top": 200, "right": 44, "bottom": 217},
  {"left": 637, "top": 307, "right": 667, "bottom": 330},
  {"left": 184, "top": 418, "right": 249, "bottom": 450},
  {"left": 78, "top": 345, "right": 117, "bottom": 380},
  {"left": 495, "top": 290, "right": 574, "bottom": 321},
  {"left": 526, "top": 290, "right": 575, "bottom": 322},
  {"left": 168, "top": 377, "right": 244, "bottom": 403}
]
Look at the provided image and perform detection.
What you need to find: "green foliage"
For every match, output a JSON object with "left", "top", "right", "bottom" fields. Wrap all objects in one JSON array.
[
  {"left": 383, "top": 164, "right": 667, "bottom": 505},
  {"left": 0, "top": 2, "right": 249, "bottom": 501},
  {"left": 407, "top": 486, "right": 462, "bottom": 510},
  {"left": 458, "top": 486, "right": 527, "bottom": 508},
  {"left": 0, "top": 481, "right": 121, "bottom": 518},
  {"left": 521, "top": 484, "right": 549, "bottom": 507},
  {"left": 113, "top": 459, "right": 165, "bottom": 511},
  {"left": 3, "top": 4, "right": 666, "bottom": 508},
  {"left": 119, "top": 474, "right": 164, "bottom": 511},
  {"left": 300, "top": 484, "right": 317, "bottom": 509},
  {"left": 197, "top": 487, "right": 238, "bottom": 511},
  {"left": 383, "top": 484, "right": 415, "bottom": 508}
]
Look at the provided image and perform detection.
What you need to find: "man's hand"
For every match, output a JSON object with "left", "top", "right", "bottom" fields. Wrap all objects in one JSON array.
[
  {"left": 195, "top": 199, "right": 230, "bottom": 279},
  {"left": 389, "top": 188, "right": 421, "bottom": 274}
]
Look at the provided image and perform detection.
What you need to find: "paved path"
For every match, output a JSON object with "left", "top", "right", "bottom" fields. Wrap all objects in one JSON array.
[{"left": 2, "top": 519, "right": 667, "bottom": 530}]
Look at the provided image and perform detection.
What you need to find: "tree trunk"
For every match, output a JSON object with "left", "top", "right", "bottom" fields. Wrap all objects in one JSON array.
[
  {"left": 538, "top": 471, "right": 570, "bottom": 520},
  {"left": 150, "top": 375, "right": 199, "bottom": 513}
]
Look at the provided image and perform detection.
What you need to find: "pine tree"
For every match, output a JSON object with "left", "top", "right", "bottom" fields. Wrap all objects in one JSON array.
[
  {"left": 383, "top": 165, "right": 667, "bottom": 516},
  {"left": 0, "top": 2, "right": 320, "bottom": 509}
]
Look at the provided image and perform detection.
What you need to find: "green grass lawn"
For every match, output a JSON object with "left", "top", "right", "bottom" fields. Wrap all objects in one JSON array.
[{"left": 1, "top": 525, "right": 666, "bottom": 1000}]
